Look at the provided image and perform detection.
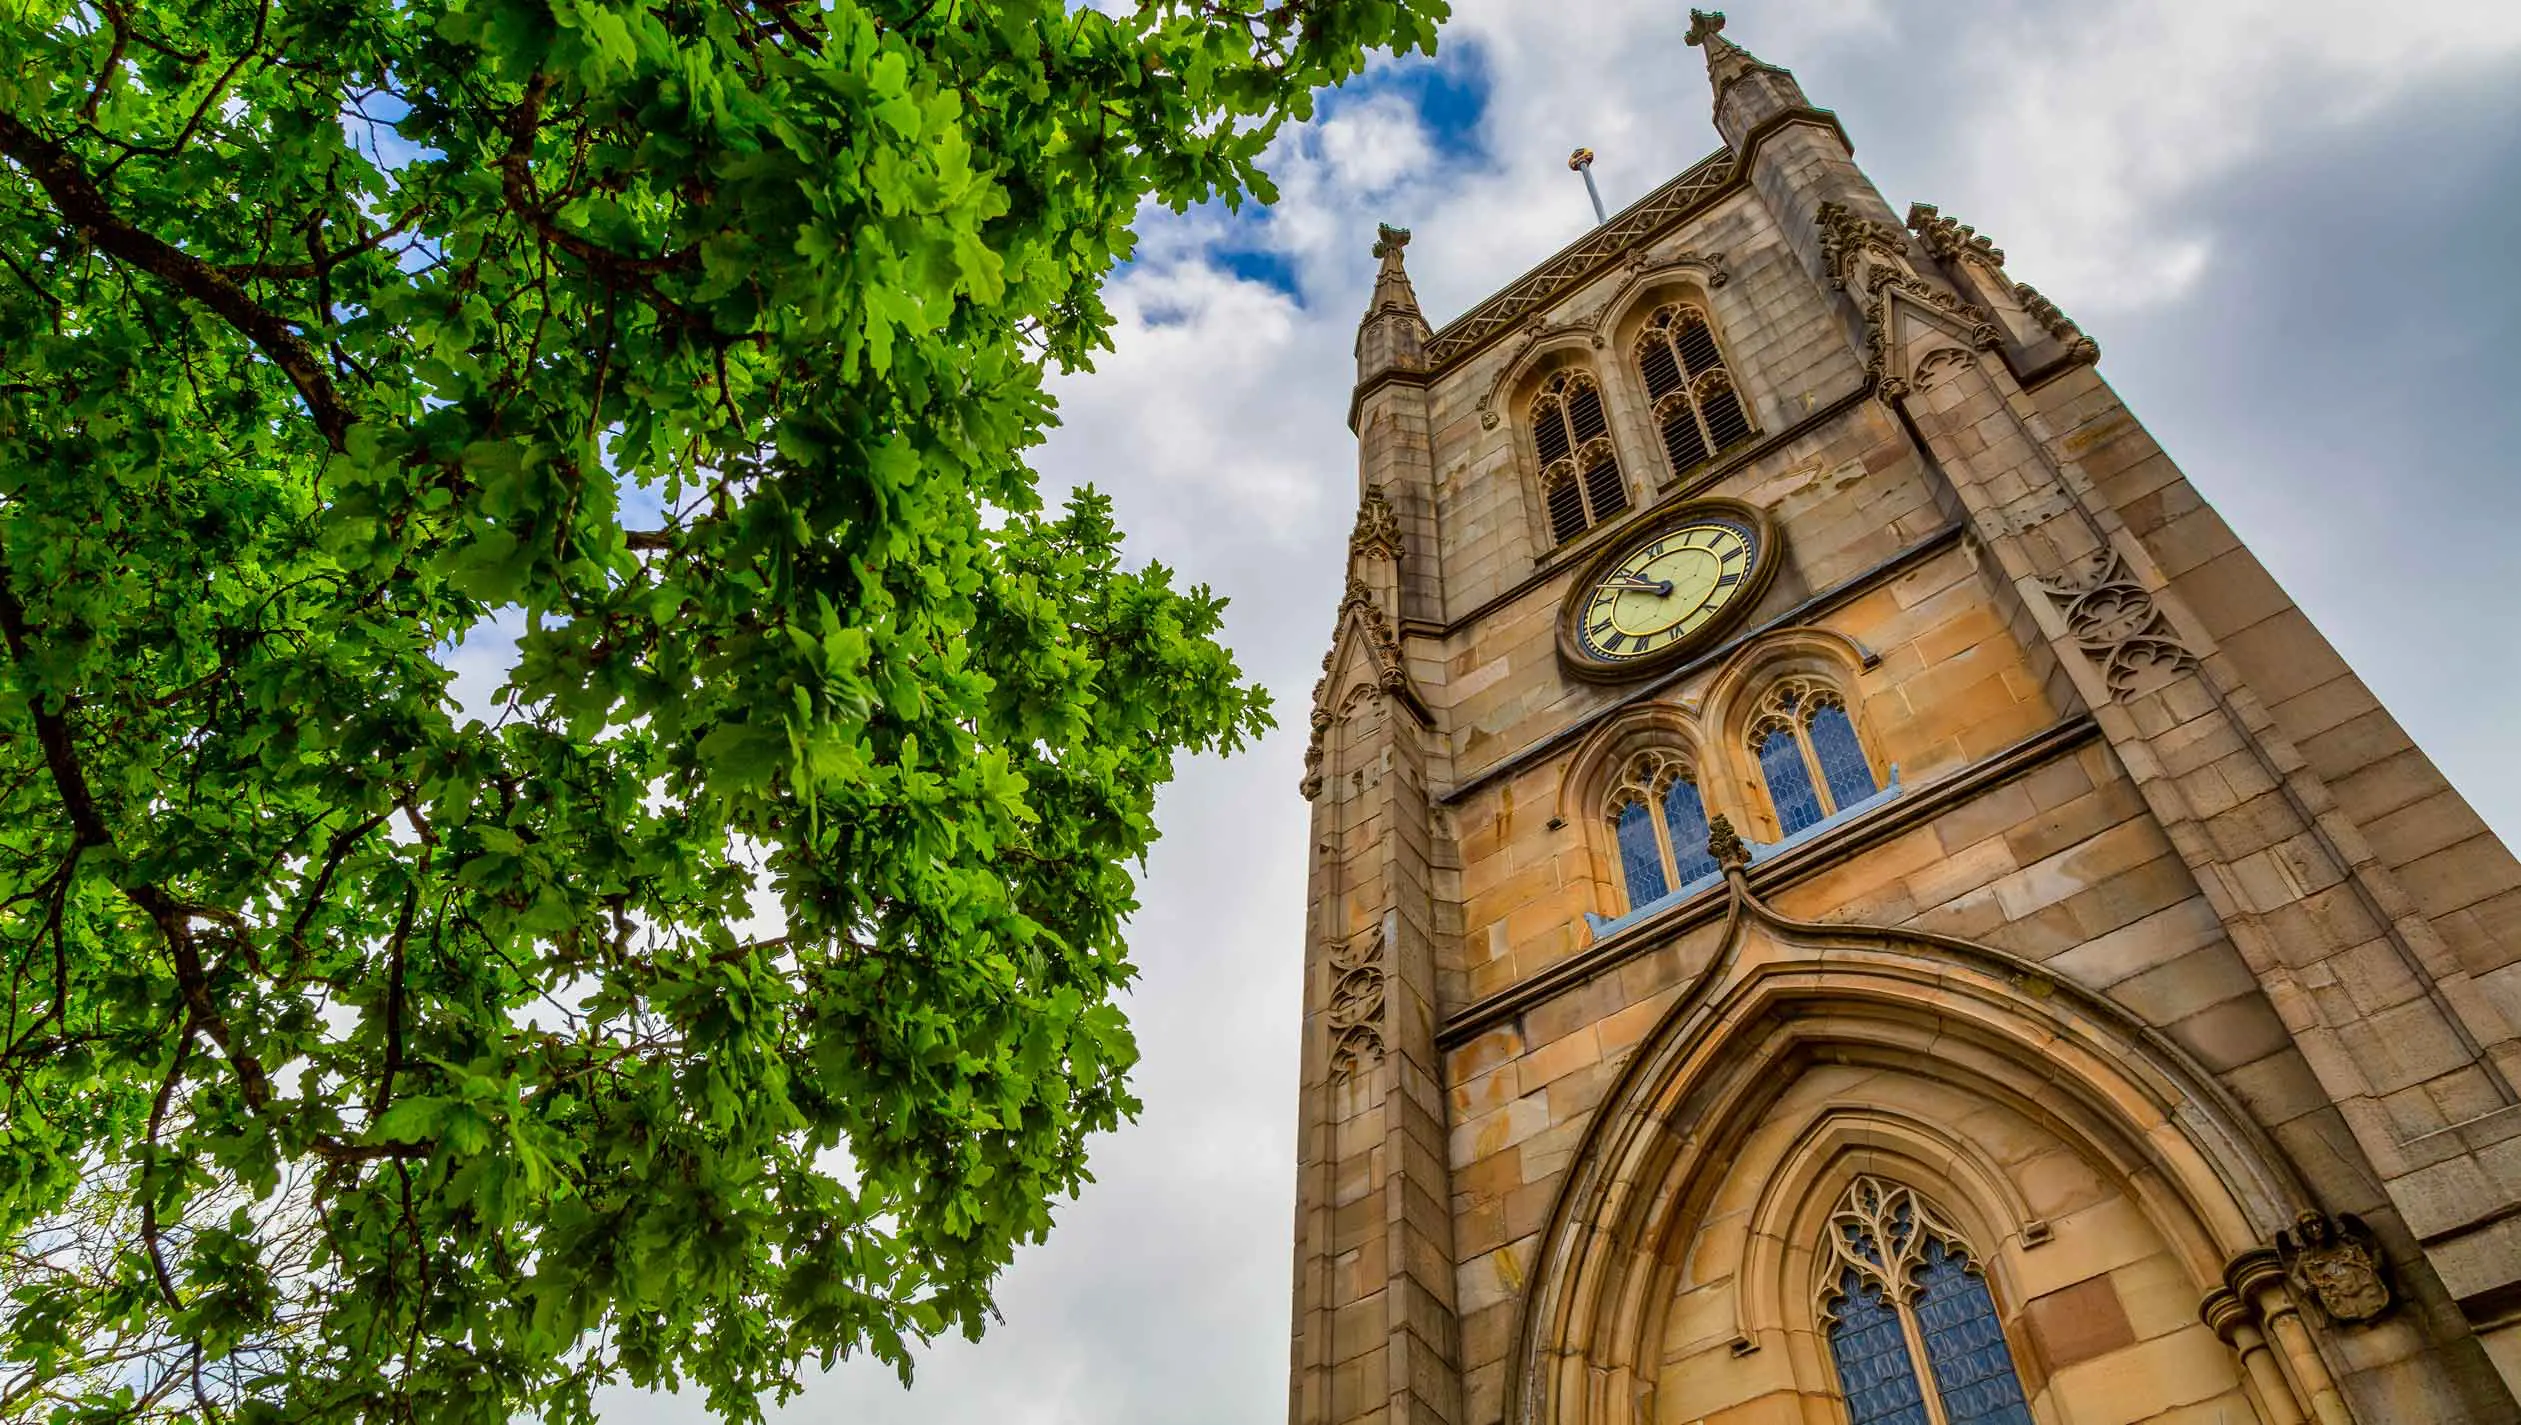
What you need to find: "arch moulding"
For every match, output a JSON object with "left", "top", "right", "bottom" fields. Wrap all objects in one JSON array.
[{"left": 1502, "top": 879, "right": 2325, "bottom": 1425}]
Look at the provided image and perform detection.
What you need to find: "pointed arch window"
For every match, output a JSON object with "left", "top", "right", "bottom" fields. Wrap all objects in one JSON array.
[
  {"left": 1604, "top": 750, "right": 1720, "bottom": 909},
  {"left": 1530, "top": 369, "right": 1629, "bottom": 545},
  {"left": 1820, "top": 1177, "right": 2033, "bottom": 1425},
  {"left": 1748, "top": 679, "right": 1878, "bottom": 836},
  {"left": 1635, "top": 304, "right": 1756, "bottom": 478}
]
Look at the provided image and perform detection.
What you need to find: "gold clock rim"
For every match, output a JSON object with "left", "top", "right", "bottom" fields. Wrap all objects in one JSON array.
[{"left": 1555, "top": 496, "right": 1782, "bottom": 684}]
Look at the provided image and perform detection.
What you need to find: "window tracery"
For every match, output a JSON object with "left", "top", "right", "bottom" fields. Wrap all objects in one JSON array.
[
  {"left": 1604, "top": 750, "right": 1719, "bottom": 908},
  {"left": 1819, "top": 1176, "right": 2032, "bottom": 1425},
  {"left": 1529, "top": 369, "right": 1629, "bottom": 545},
  {"left": 1746, "top": 678, "right": 1878, "bottom": 836},
  {"left": 1635, "top": 303, "right": 1755, "bottom": 478}
]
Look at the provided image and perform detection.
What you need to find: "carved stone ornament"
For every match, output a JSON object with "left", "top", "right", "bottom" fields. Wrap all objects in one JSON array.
[
  {"left": 1817, "top": 1176, "right": 1983, "bottom": 1315},
  {"left": 1372, "top": 222, "right": 1411, "bottom": 260},
  {"left": 1349, "top": 484, "right": 1404, "bottom": 563},
  {"left": 2015, "top": 281, "right": 2101, "bottom": 365},
  {"left": 1422, "top": 149, "right": 1739, "bottom": 371},
  {"left": 1706, "top": 812, "right": 1750, "bottom": 873},
  {"left": 1911, "top": 347, "right": 1976, "bottom": 392},
  {"left": 2035, "top": 549, "right": 2201, "bottom": 700},
  {"left": 1325, "top": 925, "right": 1388, "bottom": 1084},
  {"left": 2277, "top": 1210, "right": 2391, "bottom": 1325},
  {"left": 1297, "top": 579, "right": 1413, "bottom": 798},
  {"left": 1815, "top": 201, "right": 2002, "bottom": 403},
  {"left": 1904, "top": 201, "right": 2005, "bottom": 269}
]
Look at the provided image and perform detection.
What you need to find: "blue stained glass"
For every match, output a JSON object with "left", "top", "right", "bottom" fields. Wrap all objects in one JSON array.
[
  {"left": 1915, "top": 1240, "right": 2034, "bottom": 1425},
  {"left": 1662, "top": 777, "right": 1718, "bottom": 886},
  {"left": 1757, "top": 728, "right": 1825, "bottom": 835},
  {"left": 1808, "top": 701, "right": 1878, "bottom": 811},
  {"left": 1615, "top": 799, "right": 1668, "bottom": 906},
  {"left": 1827, "top": 1268, "right": 1930, "bottom": 1425}
]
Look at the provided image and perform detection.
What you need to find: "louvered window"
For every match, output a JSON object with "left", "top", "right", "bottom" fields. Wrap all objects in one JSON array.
[
  {"left": 1635, "top": 304, "right": 1757, "bottom": 479},
  {"left": 1530, "top": 370, "right": 1629, "bottom": 546},
  {"left": 1749, "top": 680, "right": 1879, "bottom": 836},
  {"left": 1606, "top": 752, "right": 1721, "bottom": 912}
]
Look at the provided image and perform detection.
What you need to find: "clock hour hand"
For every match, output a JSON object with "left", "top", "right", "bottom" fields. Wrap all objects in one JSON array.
[{"left": 1603, "top": 575, "right": 1676, "bottom": 596}]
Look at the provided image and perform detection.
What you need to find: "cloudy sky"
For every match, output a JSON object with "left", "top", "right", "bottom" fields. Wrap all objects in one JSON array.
[{"left": 611, "top": 2, "right": 2521, "bottom": 1420}]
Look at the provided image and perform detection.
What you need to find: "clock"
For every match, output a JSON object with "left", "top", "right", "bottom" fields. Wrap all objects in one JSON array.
[{"left": 1557, "top": 498, "right": 1779, "bottom": 680}]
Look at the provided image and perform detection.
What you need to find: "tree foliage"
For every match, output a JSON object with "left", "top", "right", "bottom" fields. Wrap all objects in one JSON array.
[{"left": 0, "top": 0, "right": 1441, "bottom": 1416}]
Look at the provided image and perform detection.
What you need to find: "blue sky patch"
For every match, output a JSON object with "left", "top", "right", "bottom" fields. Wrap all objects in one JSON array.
[{"left": 1340, "top": 37, "right": 1490, "bottom": 159}]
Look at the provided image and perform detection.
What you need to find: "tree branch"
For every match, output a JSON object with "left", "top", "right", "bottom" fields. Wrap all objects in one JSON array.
[{"left": 0, "top": 111, "right": 353, "bottom": 449}]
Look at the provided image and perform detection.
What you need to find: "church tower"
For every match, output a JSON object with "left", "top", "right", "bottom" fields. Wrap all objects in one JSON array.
[{"left": 1287, "top": 13, "right": 2521, "bottom": 1424}]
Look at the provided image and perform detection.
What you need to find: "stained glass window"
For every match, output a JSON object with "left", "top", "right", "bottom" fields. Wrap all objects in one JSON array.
[
  {"left": 1822, "top": 1177, "right": 2033, "bottom": 1425},
  {"left": 1827, "top": 1268, "right": 1932, "bottom": 1425},
  {"left": 1806, "top": 697, "right": 1878, "bottom": 810},
  {"left": 1614, "top": 798, "right": 1667, "bottom": 906},
  {"left": 1757, "top": 724, "right": 1825, "bottom": 835},
  {"left": 1636, "top": 305, "right": 1756, "bottom": 479},
  {"left": 1749, "top": 679, "right": 1885, "bottom": 835},
  {"left": 1915, "top": 1240, "right": 2034, "bottom": 1425},
  {"left": 1662, "top": 776, "right": 1718, "bottom": 886}
]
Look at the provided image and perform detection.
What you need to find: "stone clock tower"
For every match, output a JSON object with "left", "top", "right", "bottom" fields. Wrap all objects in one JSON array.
[{"left": 1287, "top": 14, "right": 2521, "bottom": 1425}]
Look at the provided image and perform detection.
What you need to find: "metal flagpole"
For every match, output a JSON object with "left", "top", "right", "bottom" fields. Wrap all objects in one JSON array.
[{"left": 1569, "top": 147, "right": 1608, "bottom": 225}]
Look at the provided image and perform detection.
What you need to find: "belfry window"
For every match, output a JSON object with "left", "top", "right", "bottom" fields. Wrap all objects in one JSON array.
[
  {"left": 1820, "top": 1177, "right": 2033, "bottom": 1425},
  {"left": 1748, "top": 679, "right": 1878, "bottom": 836},
  {"left": 1604, "top": 751, "right": 1720, "bottom": 909},
  {"left": 1635, "top": 304, "right": 1755, "bottom": 477},
  {"left": 1530, "top": 370, "right": 1629, "bottom": 545}
]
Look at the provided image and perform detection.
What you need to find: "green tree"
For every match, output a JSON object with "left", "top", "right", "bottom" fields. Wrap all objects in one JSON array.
[{"left": 0, "top": 0, "right": 1440, "bottom": 1417}]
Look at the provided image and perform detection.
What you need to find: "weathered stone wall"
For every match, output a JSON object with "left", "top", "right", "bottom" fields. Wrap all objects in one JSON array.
[{"left": 1289, "top": 23, "right": 2521, "bottom": 1425}]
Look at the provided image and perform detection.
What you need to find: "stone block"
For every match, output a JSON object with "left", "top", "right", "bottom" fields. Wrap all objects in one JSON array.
[
  {"left": 1514, "top": 1024, "right": 1602, "bottom": 1097},
  {"left": 2045, "top": 895, "right": 2223, "bottom": 990},
  {"left": 2164, "top": 992, "right": 2293, "bottom": 1071},
  {"left": 2025, "top": 1275, "right": 2136, "bottom": 1373}
]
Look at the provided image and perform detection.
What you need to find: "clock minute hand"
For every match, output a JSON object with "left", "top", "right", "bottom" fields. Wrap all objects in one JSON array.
[{"left": 1604, "top": 575, "right": 1676, "bottom": 596}]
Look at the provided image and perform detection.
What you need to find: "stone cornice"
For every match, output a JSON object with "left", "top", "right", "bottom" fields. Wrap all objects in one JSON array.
[
  {"left": 1417, "top": 147, "right": 1740, "bottom": 373},
  {"left": 1345, "top": 366, "right": 1427, "bottom": 432},
  {"left": 1433, "top": 714, "right": 2102, "bottom": 1049},
  {"left": 1435, "top": 511, "right": 1966, "bottom": 807}
]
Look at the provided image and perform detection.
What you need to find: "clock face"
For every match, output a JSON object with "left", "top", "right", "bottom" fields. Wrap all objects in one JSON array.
[{"left": 1559, "top": 502, "right": 1777, "bottom": 678}]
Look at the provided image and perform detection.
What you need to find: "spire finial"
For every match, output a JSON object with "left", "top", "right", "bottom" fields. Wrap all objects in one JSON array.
[
  {"left": 1686, "top": 7, "right": 1783, "bottom": 103},
  {"left": 1356, "top": 221, "right": 1428, "bottom": 378},
  {"left": 1363, "top": 222, "right": 1423, "bottom": 322}
]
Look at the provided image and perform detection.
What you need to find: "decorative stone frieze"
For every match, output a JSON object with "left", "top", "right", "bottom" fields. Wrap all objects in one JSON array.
[
  {"left": 1324, "top": 925, "right": 1387, "bottom": 1084},
  {"left": 2034, "top": 548, "right": 2201, "bottom": 700},
  {"left": 1421, "top": 149, "right": 1738, "bottom": 371}
]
